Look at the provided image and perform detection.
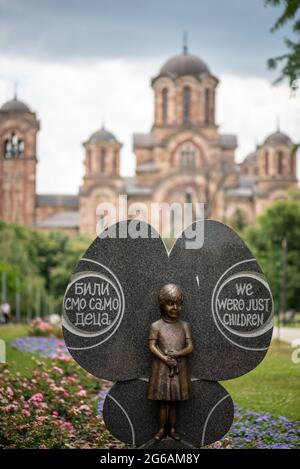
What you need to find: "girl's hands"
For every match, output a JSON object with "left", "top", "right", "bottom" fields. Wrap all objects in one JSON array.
[{"left": 164, "top": 356, "right": 177, "bottom": 367}]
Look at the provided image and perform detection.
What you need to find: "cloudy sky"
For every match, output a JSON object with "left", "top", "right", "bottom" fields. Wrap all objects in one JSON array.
[{"left": 0, "top": 0, "right": 299, "bottom": 194}]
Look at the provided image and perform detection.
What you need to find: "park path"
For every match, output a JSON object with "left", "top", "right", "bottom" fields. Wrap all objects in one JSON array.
[{"left": 272, "top": 326, "right": 300, "bottom": 345}]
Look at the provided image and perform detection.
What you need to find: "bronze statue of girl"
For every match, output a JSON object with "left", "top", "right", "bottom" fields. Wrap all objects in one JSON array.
[{"left": 147, "top": 284, "right": 194, "bottom": 441}]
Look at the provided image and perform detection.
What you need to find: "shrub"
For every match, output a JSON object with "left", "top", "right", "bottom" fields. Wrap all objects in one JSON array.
[
  {"left": 0, "top": 358, "right": 121, "bottom": 449},
  {"left": 28, "top": 319, "right": 63, "bottom": 338}
]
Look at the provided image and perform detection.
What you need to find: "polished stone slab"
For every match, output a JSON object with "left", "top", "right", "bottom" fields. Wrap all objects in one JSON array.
[
  {"left": 63, "top": 219, "right": 273, "bottom": 382},
  {"left": 103, "top": 378, "right": 234, "bottom": 448}
]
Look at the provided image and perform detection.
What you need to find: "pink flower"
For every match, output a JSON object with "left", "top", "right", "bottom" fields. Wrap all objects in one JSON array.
[
  {"left": 17, "top": 424, "right": 30, "bottom": 431},
  {"left": 2, "top": 404, "right": 18, "bottom": 412},
  {"left": 52, "top": 366, "right": 64, "bottom": 375},
  {"left": 6, "top": 386, "right": 14, "bottom": 397},
  {"left": 66, "top": 376, "right": 76, "bottom": 382},
  {"left": 78, "top": 404, "right": 91, "bottom": 412},
  {"left": 22, "top": 409, "right": 31, "bottom": 417},
  {"left": 36, "top": 416, "right": 48, "bottom": 426},
  {"left": 35, "top": 406, "right": 47, "bottom": 414},
  {"left": 52, "top": 410, "right": 59, "bottom": 417},
  {"left": 38, "top": 321, "right": 52, "bottom": 332},
  {"left": 29, "top": 393, "right": 44, "bottom": 402},
  {"left": 61, "top": 421, "right": 75, "bottom": 433},
  {"left": 70, "top": 407, "right": 80, "bottom": 416},
  {"left": 50, "top": 384, "right": 65, "bottom": 393},
  {"left": 76, "top": 389, "right": 87, "bottom": 397},
  {"left": 57, "top": 354, "right": 72, "bottom": 362}
]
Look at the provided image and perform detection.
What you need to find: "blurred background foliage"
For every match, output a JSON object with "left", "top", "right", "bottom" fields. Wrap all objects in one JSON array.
[{"left": 0, "top": 221, "right": 91, "bottom": 317}]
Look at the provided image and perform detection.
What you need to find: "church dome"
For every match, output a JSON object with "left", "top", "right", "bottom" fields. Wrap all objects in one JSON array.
[
  {"left": 1, "top": 97, "right": 31, "bottom": 113},
  {"left": 244, "top": 151, "right": 257, "bottom": 164},
  {"left": 159, "top": 51, "right": 210, "bottom": 77},
  {"left": 87, "top": 126, "right": 118, "bottom": 144},
  {"left": 264, "top": 130, "right": 292, "bottom": 146}
]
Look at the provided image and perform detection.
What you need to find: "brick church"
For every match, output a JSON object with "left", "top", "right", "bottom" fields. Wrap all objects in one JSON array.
[{"left": 0, "top": 47, "right": 298, "bottom": 237}]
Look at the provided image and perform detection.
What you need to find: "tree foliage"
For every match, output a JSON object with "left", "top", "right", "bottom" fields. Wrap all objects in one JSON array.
[
  {"left": 265, "top": 0, "right": 300, "bottom": 88},
  {"left": 244, "top": 200, "right": 300, "bottom": 312},
  {"left": 0, "top": 221, "right": 91, "bottom": 317},
  {"left": 230, "top": 208, "right": 248, "bottom": 233}
]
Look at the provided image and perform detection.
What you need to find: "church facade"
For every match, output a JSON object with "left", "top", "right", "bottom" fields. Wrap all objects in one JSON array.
[{"left": 0, "top": 48, "right": 298, "bottom": 236}]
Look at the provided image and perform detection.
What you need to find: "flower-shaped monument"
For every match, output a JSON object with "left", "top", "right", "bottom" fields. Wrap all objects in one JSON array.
[{"left": 63, "top": 219, "right": 273, "bottom": 448}]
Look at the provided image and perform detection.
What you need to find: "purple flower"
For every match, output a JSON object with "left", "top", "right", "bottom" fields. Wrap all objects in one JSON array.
[
  {"left": 11, "top": 337, "right": 70, "bottom": 358},
  {"left": 225, "top": 406, "right": 300, "bottom": 449},
  {"left": 97, "top": 387, "right": 111, "bottom": 417}
]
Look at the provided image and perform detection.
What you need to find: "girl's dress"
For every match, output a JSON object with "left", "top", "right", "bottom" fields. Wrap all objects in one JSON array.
[{"left": 147, "top": 317, "right": 192, "bottom": 401}]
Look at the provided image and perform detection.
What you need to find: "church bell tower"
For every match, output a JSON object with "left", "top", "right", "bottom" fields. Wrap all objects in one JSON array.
[{"left": 0, "top": 94, "right": 39, "bottom": 225}]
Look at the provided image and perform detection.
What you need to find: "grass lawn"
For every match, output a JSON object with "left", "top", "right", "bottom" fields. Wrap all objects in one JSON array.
[
  {"left": 0, "top": 324, "right": 51, "bottom": 375},
  {"left": 274, "top": 312, "right": 300, "bottom": 328},
  {"left": 224, "top": 340, "right": 300, "bottom": 421},
  {"left": 1, "top": 324, "right": 299, "bottom": 421}
]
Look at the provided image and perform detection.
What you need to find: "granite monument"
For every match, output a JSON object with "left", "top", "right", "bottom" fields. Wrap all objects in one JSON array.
[{"left": 63, "top": 219, "right": 273, "bottom": 449}]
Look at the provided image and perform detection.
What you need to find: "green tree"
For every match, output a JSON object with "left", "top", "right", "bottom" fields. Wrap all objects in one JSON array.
[
  {"left": 288, "top": 186, "right": 300, "bottom": 201},
  {"left": 265, "top": 0, "right": 300, "bottom": 88},
  {"left": 0, "top": 223, "right": 38, "bottom": 277},
  {"left": 244, "top": 200, "right": 300, "bottom": 312},
  {"left": 0, "top": 221, "right": 91, "bottom": 318},
  {"left": 49, "top": 234, "right": 91, "bottom": 312},
  {"left": 0, "top": 223, "right": 47, "bottom": 318},
  {"left": 230, "top": 208, "right": 247, "bottom": 232}
]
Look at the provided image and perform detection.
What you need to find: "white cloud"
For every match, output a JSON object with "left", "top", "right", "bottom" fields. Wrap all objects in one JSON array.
[
  {"left": 217, "top": 74, "right": 300, "bottom": 162},
  {"left": 0, "top": 56, "right": 299, "bottom": 194}
]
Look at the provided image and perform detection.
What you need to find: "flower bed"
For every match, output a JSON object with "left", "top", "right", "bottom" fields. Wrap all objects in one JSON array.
[
  {"left": 8, "top": 337, "right": 300, "bottom": 449},
  {"left": 11, "top": 337, "right": 70, "bottom": 359},
  {"left": 0, "top": 358, "right": 122, "bottom": 449},
  {"left": 217, "top": 406, "right": 300, "bottom": 449}
]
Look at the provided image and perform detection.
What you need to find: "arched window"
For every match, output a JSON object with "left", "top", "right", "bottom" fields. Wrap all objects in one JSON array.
[
  {"left": 204, "top": 88, "right": 210, "bottom": 124},
  {"left": 180, "top": 145, "right": 196, "bottom": 169},
  {"left": 100, "top": 149, "right": 106, "bottom": 173},
  {"left": 4, "top": 132, "right": 24, "bottom": 159},
  {"left": 265, "top": 151, "right": 269, "bottom": 175},
  {"left": 162, "top": 88, "right": 168, "bottom": 124},
  {"left": 277, "top": 151, "right": 284, "bottom": 174},
  {"left": 183, "top": 86, "right": 190, "bottom": 123}
]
